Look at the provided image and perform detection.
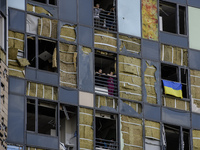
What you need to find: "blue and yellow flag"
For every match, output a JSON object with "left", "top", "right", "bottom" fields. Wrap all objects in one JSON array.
[{"left": 162, "top": 80, "right": 183, "bottom": 99}]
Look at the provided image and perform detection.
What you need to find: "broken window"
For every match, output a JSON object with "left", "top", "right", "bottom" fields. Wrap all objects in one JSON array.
[
  {"left": 95, "top": 50, "right": 118, "bottom": 96},
  {"left": 163, "top": 125, "right": 190, "bottom": 150},
  {"left": 94, "top": 0, "right": 117, "bottom": 31},
  {"left": 60, "top": 105, "right": 77, "bottom": 150},
  {"left": 38, "top": 100, "right": 57, "bottom": 136},
  {"left": 159, "top": 1, "right": 186, "bottom": 35},
  {"left": 0, "top": 15, "right": 4, "bottom": 49},
  {"left": 27, "top": 99, "right": 36, "bottom": 132},
  {"left": 27, "top": 37, "right": 57, "bottom": 72},
  {"left": 31, "top": 0, "right": 57, "bottom": 6},
  {"left": 161, "top": 64, "right": 188, "bottom": 99},
  {"left": 95, "top": 112, "right": 118, "bottom": 149},
  {"left": 27, "top": 99, "right": 57, "bottom": 136}
]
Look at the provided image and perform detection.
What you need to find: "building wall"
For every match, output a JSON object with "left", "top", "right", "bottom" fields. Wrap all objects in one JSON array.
[{"left": 3, "top": 0, "right": 200, "bottom": 149}]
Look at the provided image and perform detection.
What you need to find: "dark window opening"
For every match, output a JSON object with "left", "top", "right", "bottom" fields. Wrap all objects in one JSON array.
[
  {"left": 27, "top": 37, "right": 36, "bottom": 68},
  {"left": 49, "top": 0, "right": 56, "bottom": 5},
  {"left": 27, "top": 99, "right": 57, "bottom": 136},
  {"left": 160, "top": 2, "right": 176, "bottom": 33},
  {"left": 179, "top": 6, "right": 186, "bottom": 35},
  {"left": 183, "top": 129, "right": 190, "bottom": 150},
  {"left": 95, "top": 113, "right": 118, "bottom": 150},
  {"left": 38, "top": 100, "right": 57, "bottom": 136},
  {"left": 159, "top": 1, "right": 186, "bottom": 35},
  {"left": 161, "top": 64, "right": 188, "bottom": 99},
  {"left": 95, "top": 50, "right": 118, "bottom": 96},
  {"left": 94, "top": 0, "right": 117, "bottom": 31},
  {"left": 38, "top": 39, "right": 56, "bottom": 72},
  {"left": 32, "top": 0, "right": 46, "bottom": 4},
  {"left": 165, "top": 125, "right": 180, "bottom": 150},
  {"left": 164, "top": 125, "right": 190, "bottom": 150},
  {"left": 1, "top": 82, "right": 4, "bottom": 91},
  {"left": 60, "top": 105, "right": 77, "bottom": 149},
  {"left": 27, "top": 37, "right": 57, "bottom": 72},
  {"left": 161, "top": 64, "right": 178, "bottom": 82},
  {"left": 31, "top": 0, "right": 57, "bottom": 5},
  {"left": 27, "top": 99, "right": 35, "bottom": 132},
  {"left": 181, "top": 68, "right": 188, "bottom": 98}
]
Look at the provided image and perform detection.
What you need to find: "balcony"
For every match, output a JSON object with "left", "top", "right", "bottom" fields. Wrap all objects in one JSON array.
[{"left": 95, "top": 74, "right": 118, "bottom": 97}]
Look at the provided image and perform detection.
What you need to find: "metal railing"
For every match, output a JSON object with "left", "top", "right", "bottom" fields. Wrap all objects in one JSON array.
[
  {"left": 96, "top": 138, "right": 118, "bottom": 150},
  {"left": 95, "top": 74, "right": 118, "bottom": 97},
  {"left": 94, "top": 10, "right": 117, "bottom": 31}
]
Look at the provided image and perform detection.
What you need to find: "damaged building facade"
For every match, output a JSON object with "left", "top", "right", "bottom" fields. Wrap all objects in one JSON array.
[{"left": 1, "top": 0, "right": 200, "bottom": 149}]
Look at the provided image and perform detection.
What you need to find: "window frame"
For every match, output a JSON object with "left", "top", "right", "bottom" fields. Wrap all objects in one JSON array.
[
  {"left": 159, "top": 1, "right": 187, "bottom": 35},
  {"left": 27, "top": 35, "right": 58, "bottom": 73},
  {"left": 161, "top": 63, "right": 189, "bottom": 99},
  {"left": 26, "top": 98, "right": 58, "bottom": 137},
  {"left": 30, "top": 0, "right": 57, "bottom": 6}
]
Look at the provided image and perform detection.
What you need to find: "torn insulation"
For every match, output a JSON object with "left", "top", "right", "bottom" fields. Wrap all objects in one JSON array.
[
  {"left": 79, "top": 108, "right": 94, "bottom": 150},
  {"left": 161, "top": 44, "right": 188, "bottom": 66},
  {"left": 119, "top": 55, "right": 142, "bottom": 101},
  {"left": 94, "top": 30, "right": 117, "bottom": 52},
  {"left": 26, "top": 81, "right": 58, "bottom": 100},
  {"left": 59, "top": 42, "right": 77, "bottom": 88}
]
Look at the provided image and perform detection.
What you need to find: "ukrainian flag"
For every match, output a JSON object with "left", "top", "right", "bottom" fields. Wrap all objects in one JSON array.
[{"left": 162, "top": 80, "right": 183, "bottom": 99}]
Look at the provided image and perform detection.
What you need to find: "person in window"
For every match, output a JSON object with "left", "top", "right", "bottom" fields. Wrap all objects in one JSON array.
[
  {"left": 94, "top": 4, "right": 104, "bottom": 27},
  {"left": 106, "top": 7, "right": 115, "bottom": 30},
  {"left": 95, "top": 69, "right": 106, "bottom": 86},
  {"left": 107, "top": 71, "right": 116, "bottom": 96}
]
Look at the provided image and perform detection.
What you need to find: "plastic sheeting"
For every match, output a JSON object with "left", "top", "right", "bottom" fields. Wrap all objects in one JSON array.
[{"left": 142, "top": 0, "right": 158, "bottom": 41}]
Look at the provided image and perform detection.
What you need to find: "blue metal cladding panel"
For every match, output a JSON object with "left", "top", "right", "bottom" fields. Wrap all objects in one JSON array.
[
  {"left": 59, "top": 87, "right": 78, "bottom": 105},
  {"left": 142, "top": 39, "right": 160, "bottom": 61},
  {"left": 189, "top": 49, "right": 200, "bottom": 70},
  {"left": 78, "top": 46, "right": 94, "bottom": 92},
  {"left": 59, "top": 0, "right": 77, "bottom": 23},
  {"left": 144, "top": 104, "right": 161, "bottom": 121},
  {"left": 79, "top": 0, "right": 93, "bottom": 26},
  {"left": 162, "top": 107, "right": 190, "bottom": 127},
  {"left": 27, "top": 133, "right": 58, "bottom": 149},
  {"left": 78, "top": 26, "right": 93, "bottom": 47},
  {"left": 160, "top": 32, "right": 188, "bottom": 48},
  {"left": 8, "top": 8, "right": 25, "bottom": 32},
  {"left": 9, "top": 77, "right": 25, "bottom": 95},
  {"left": 7, "top": 94, "right": 25, "bottom": 144}
]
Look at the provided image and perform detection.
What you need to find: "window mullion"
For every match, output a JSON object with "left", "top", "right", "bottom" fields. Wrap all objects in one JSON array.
[{"left": 177, "top": 4, "right": 180, "bottom": 34}]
